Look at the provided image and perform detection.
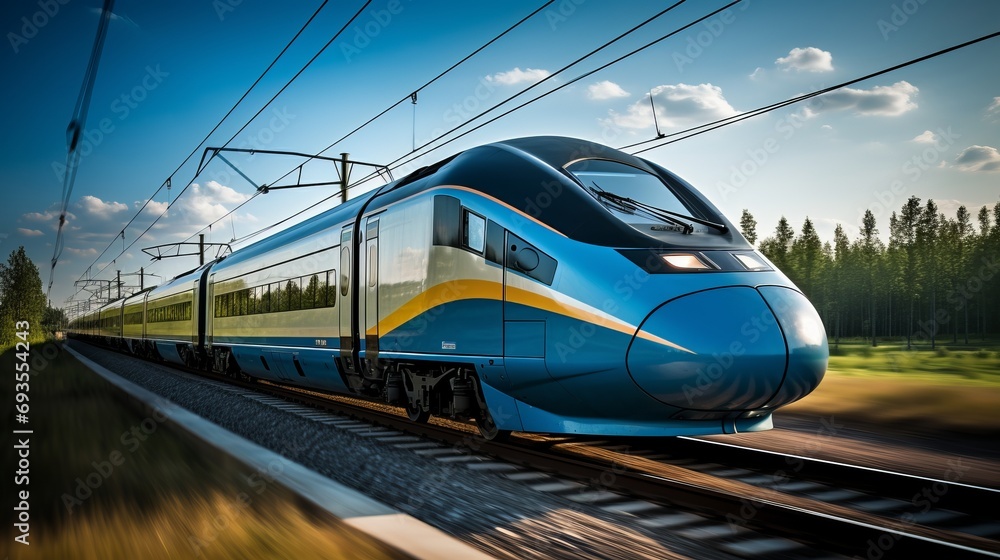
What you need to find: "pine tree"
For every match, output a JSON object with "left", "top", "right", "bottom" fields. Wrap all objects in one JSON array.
[
  {"left": 894, "top": 197, "right": 923, "bottom": 349},
  {"left": 760, "top": 216, "right": 795, "bottom": 275},
  {"left": 739, "top": 209, "right": 758, "bottom": 246},
  {"left": 0, "top": 246, "right": 47, "bottom": 347},
  {"left": 792, "top": 217, "right": 823, "bottom": 298}
]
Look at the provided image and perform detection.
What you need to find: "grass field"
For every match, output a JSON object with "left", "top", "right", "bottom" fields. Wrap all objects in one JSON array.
[
  {"left": 827, "top": 339, "right": 1000, "bottom": 385},
  {"left": 1, "top": 342, "right": 402, "bottom": 560},
  {"left": 786, "top": 339, "right": 1000, "bottom": 435}
]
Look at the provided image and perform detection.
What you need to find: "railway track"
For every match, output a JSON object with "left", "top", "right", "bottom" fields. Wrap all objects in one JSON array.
[
  {"left": 75, "top": 341, "right": 1000, "bottom": 559},
  {"left": 221, "top": 374, "right": 1000, "bottom": 558}
]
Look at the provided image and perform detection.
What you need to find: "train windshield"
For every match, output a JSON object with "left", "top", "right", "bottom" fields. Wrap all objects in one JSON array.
[{"left": 567, "top": 159, "right": 720, "bottom": 234}]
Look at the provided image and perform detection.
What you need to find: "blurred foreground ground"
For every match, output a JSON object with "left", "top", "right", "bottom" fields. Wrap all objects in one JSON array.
[{"left": 1, "top": 342, "right": 402, "bottom": 560}]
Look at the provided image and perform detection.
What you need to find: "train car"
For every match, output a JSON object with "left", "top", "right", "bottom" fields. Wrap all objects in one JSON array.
[
  {"left": 203, "top": 195, "right": 370, "bottom": 390},
  {"left": 97, "top": 297, "right": 124, "bottom": 346},
  {"left": 143, "top": 264, "right": 206, "bottom": 366},
  {"left": 70, "top": 136, "right": 828, "bottom": 440},
  {"left": 121, "top": 289, "right": 151, "bottom": 356}
]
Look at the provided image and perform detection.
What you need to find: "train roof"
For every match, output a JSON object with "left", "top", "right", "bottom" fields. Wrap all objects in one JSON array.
[
  {"left": 127, "top": 136, "right": 744, "bottom": 300},
  {"left": 376, "top": 136, "right": 742, "bottom": 248}
]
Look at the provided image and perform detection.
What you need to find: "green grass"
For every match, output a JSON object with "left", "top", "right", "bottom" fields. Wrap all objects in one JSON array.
[
  {"left": 826, "top": 338, "right": 1000, "bottom": 386},
  {"left": 1, "top": 341, "right": 403, "bottom": 559}
]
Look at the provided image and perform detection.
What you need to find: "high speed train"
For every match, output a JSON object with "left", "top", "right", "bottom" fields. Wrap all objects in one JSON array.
[{"left": 68, "top": 136, "right": 828, "bottom": 440}]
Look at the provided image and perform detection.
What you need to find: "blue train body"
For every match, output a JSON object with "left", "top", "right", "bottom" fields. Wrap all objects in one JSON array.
[{"left": 68, "top": 136, "right": 827, "bottom": 440}]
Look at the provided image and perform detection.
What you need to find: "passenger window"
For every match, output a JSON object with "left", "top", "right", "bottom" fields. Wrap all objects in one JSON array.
[{"left": 464, "top": 210, "right": 486, "bottom": 254}]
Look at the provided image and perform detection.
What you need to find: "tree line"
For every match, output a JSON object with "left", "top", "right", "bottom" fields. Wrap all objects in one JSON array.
[
  {"left": 0, "top": 246, "right": 65, "bottom": 348},
  {"left": 742, "top": 197, "right": 1000, "bottom": 348}
]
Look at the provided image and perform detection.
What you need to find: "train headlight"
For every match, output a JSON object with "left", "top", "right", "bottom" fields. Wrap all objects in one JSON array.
[
  {"left": 733, "top": 253, "right": 771, "bottom": 271},
  {"left": 661, "top": 253, "right": 713, "bottom": 270}
]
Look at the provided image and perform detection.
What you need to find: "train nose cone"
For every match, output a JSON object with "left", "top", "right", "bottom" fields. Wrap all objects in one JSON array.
[
  {"left": 627, "top": 286, "right": 819, "bottom": 411},
  {"left": 757, "top": 286, "right": 828, "bottom": 407}
]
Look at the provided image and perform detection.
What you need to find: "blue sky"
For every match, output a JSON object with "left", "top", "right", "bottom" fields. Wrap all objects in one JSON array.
[{"left": 2, "top": 0, "right": 998, "bottom": 311}]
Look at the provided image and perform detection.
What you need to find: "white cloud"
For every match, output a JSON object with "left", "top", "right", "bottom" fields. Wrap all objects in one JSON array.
[
  {"left": 605, "top": 83, "right": 738, "bottom": 130},
  {"left": 136, "top": 199, "right": 169, "bottom": 216},
  {"left": 954, "top": 145, "right": 1000, "bottom": 173},
  {"left": 167, "top": 181, "right": 250, "bottom": 225},
  {"left": 17, "top": 228, "right": 43, "bottom": 237},
  {"left": 807, "top": 81, "right": 918, "bottom": 117},
  {"left": 988, "top": 97, "right": 1000, "bottom": 120},
  {"left": 22, "top": 208, "right": 65, "bottom": 222},
  {"left": 911, "top": 130, "right": 937, "bottom": 143},
  {"left": 76, "top": 195, "right": 128, "bottom": 218},
  {"left": 586, "top": 80, "right": 629, "bottom": 100},
  {"left": 749, "top": 67, "right": 764, "bottom": 80},
  {"left": 66, "top": 247, "right": 99, "bottom": 258},
  {"left": 775, "top": 47, "right": 834, "bottom": 73},
  {"left": 485, "top": 67, "right": 550, "bottom": 86}
]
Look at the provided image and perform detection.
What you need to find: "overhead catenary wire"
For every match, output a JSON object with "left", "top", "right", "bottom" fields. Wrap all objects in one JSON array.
[
  {"left": 381, "top": 0, "right": 705, "bottom": 171},
  {"left": 72, "top": 0, "right": 332, "bottom": 290},
  {"left": 48, "top": 0, "right": 115, "bottom": 298},
  {"left": 626, "top": 30, "right": 1000, "bottom": 155},
  {"left": 344, "top": 0, "right": 737, "bottom": 188},
  {"left": 242, "top": 0, "right": 753, "bottom": 245},
  {"left": 188, "top": 1, "right": 558, "bottom": 249},
  {"left": 70, "top": 0, "right": 371, "bottom": 301},
  {"left": 264, "top": 0, "right": 555, "bottom": 190}
]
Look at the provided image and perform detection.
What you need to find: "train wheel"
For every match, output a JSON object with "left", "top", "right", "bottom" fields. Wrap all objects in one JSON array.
[
  {"left": 406, "top": 402, "right": 430, "bottom": 424},
  {"left": 476, "top": 410, "right": 511, "bottom": 442}
]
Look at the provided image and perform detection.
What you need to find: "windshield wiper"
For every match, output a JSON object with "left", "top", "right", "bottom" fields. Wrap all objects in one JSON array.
[
  {"left": 590, "top": 184, "right": 728, "bottom": 234},
  {"left": 590, "top": 185, "right": 693, "bottom": 234}
]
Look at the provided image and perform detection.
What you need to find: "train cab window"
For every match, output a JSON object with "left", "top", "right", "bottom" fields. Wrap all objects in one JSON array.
[
  {"left": 566, "top": 159, "right": 690, "bottom": 226},
  {"left": 463, "top": 210, "right": 486, "bottom": 254}
]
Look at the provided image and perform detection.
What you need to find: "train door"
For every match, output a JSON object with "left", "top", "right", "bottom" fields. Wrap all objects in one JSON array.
[
  {"left": 363, "top": 216, "right": 379, "bottom": 373},
  {"left": 503, "top": 231, "right": 548, "bottom": 360},
  {"left": 503, "top": 231, "right": 561, "bottom": 403},
  {"left": 338, "top": 226, "right": 357, "bottom": 377}
]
